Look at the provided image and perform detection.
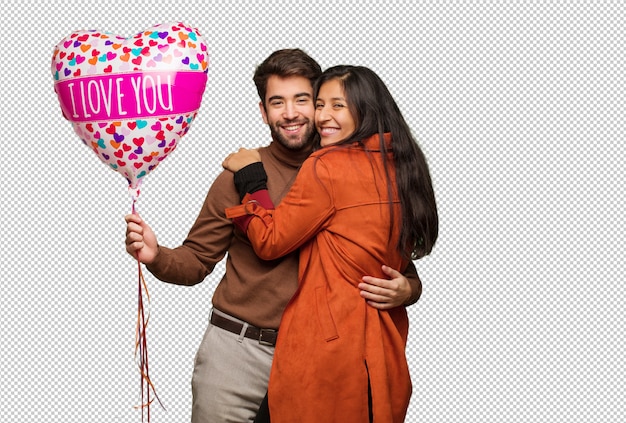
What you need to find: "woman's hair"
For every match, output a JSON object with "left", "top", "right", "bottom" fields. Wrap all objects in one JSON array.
[
  {"left": 314, "top": 65, "right": 438, "bottom": 259},
  {"left": 253, "top": 48, "right": 322, "bottom": 108}
]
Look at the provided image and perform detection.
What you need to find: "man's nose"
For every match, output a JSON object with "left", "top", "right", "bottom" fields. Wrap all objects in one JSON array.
[{"left": 283, "top": 102, "right": 298, "bottom": 119}]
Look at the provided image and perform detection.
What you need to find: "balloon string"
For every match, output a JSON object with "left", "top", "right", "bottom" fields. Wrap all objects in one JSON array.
[{"left": 132, "top": 199, "right": 165, "bottom": 422}]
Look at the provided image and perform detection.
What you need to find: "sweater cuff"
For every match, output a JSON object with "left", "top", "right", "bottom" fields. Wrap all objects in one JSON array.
[{"left": 233, "top": 162, "right": 268, "bottom": 201}]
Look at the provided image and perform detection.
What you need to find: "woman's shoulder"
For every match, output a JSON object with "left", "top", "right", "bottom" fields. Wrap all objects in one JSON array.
[{"left": 309, "top": 142, "right": 361, "bottom": 160}]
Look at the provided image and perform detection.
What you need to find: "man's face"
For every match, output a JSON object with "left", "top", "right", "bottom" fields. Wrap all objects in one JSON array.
[{"left": 260, "top": 75, "right": 316, "bottom": 151}]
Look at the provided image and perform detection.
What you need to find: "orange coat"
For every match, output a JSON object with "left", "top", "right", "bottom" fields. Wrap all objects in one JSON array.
[{"left": 227, "top": 133, "right": 411, "bottom": 422}]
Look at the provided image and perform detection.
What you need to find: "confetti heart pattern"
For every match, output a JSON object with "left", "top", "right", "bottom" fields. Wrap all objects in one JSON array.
[{"left": 51, "top": 22, "right": 209, "bottom": 198}]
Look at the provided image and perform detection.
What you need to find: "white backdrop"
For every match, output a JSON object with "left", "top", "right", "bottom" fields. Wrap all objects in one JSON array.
[{"left": 1, "top": 1, "right": 623, "bottom": 422}]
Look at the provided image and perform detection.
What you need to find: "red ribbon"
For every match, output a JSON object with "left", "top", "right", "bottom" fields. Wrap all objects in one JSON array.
[{"left": 132, "top": 200, "right": 164, "bottom": 422}]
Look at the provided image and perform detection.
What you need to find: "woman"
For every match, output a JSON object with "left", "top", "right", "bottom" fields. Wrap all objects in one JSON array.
[{"left": 224, "top": 65, "right": 438, "bottom": 422}]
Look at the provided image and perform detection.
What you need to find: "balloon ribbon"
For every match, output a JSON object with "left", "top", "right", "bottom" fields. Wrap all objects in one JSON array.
[{"left": 132, "top": 201, "right": 164, "bottom": 421}]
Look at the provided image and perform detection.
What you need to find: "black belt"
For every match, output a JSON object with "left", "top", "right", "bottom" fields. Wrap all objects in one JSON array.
[{"left": 210, "top": 312, "right": 278, "bottom": 346}]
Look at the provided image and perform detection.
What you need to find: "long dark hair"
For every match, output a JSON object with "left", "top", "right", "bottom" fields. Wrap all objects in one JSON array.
[{"left": 314, "top": 65, "right": 438, "bottom": 259}]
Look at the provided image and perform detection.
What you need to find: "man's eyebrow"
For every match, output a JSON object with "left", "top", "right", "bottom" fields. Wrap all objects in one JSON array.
[{"left": 268, "top": 92, "right": 312, "bottom": 102}]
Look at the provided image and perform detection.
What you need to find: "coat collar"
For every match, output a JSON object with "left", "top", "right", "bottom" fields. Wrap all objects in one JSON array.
[{"left": 360, "top": 132, "right": 393, "bottom": 151}]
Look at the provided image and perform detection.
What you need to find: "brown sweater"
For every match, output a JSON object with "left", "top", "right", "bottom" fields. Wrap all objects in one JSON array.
[{"left": 146, "top": 141, "right": 311, "bottom": 328}]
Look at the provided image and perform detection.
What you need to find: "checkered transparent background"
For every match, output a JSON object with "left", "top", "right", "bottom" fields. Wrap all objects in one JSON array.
[{"left": 1, "top": 1, "right": 623, "bottom": 422}]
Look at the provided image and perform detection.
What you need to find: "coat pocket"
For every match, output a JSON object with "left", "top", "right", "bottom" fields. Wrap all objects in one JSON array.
[{"left": 315, "top": 286, "right": 339, "bottom": 341}]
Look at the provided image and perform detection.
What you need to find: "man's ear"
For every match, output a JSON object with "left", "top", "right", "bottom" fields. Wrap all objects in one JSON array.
[{"left": 259, "top": 101, "right": 269, "bottom": 125}]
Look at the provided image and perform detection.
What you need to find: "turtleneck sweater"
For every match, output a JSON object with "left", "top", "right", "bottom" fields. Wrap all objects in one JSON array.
[{"left": 146, "top": 141, "right": 311, "bottom": 329}]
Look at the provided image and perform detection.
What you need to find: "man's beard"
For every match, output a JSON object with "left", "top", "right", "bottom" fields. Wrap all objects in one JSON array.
[{"left": 269, "top": 119, "right": 316, "bottom": 151}]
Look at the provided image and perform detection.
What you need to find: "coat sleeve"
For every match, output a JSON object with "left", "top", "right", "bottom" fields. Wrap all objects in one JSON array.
[{"left": 226, "top": 156, "right": 334, "bottom": 261}]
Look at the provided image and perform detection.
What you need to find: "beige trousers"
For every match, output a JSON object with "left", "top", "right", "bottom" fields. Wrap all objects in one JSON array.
[{"left": 191, "top": 309, "right": 274, "bottom": 423}]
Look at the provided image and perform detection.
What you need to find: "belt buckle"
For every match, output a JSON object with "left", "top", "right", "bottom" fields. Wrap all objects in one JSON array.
[{"left": 258, "top": 328, "right": 277, "bottom": 346}]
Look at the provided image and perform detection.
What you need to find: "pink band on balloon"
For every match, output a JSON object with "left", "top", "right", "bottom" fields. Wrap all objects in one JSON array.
[{"left": 54, "top": 71, "right": 207, "bottom": 122}]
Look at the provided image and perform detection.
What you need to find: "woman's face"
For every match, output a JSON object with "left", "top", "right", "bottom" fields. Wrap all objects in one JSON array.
[{"left": 315, "top": 79, "right": 356, "bottom": 147}]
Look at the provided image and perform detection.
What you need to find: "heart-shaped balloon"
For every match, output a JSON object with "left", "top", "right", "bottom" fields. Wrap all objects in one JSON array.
[{"left": 51, "top": 22, "right": 209, "bottom": 199}]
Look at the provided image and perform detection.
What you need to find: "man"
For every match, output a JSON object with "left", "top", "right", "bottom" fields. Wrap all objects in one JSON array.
[{"left": 125, "top": 49, "right": 422, "bottom": 422}]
